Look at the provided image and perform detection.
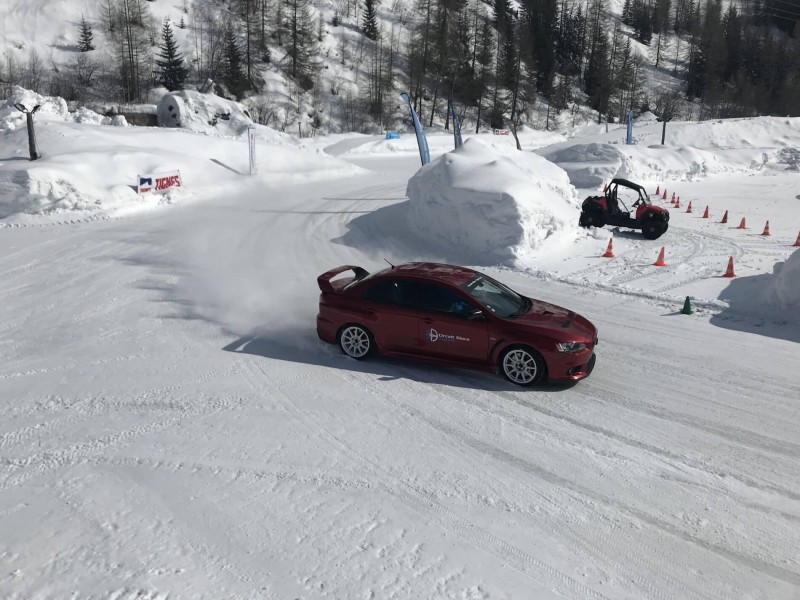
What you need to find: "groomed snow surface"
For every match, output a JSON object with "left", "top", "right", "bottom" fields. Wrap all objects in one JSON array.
[{"left": 1, "top": 88, "right": 800, "bottom": 599}]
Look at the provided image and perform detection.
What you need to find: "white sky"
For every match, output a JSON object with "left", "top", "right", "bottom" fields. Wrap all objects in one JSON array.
[{"left": 1, "top": 86, "right": 800, "bottom": 599}]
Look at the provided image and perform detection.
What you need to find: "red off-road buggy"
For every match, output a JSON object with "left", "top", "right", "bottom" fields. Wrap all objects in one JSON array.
[{"left": 579, "top": 178, "right": 669, "bottom": 240}]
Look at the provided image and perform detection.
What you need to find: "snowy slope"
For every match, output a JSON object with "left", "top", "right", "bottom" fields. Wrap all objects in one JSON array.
[{"left": 1, "top": 91, "right": 800, "bottom": 599}]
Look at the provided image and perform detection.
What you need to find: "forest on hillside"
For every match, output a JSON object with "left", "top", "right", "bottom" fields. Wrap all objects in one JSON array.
[{"left": 0, "top": 0, "right": 798, "bottom": 133}]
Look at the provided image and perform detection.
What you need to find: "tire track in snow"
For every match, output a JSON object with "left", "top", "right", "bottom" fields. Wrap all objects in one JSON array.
[
  {"left": 244, "top": 358, "right": 612, "bottom": 600},
  {"left": 379, "top": 369, "right": 800, "bottom": 589},
  {"left": 586, "top": 379, "right": 800, "bottom": 462},
  {"left": 0, "top": 366, "right": 234, "bottom": 450},
  {"left": 0, "top": 364, "right": 242, "bottom": 490},
  {"left": 0, "top": 353, "right": 147, "bottom": 381},
  {"left": 347, "top": 367, "right": 704, "bottom": 600}
]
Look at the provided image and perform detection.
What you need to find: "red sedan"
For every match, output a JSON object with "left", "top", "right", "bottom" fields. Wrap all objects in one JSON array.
[{"left": 316, "top": 262, "right": 598, "bottom": 386}]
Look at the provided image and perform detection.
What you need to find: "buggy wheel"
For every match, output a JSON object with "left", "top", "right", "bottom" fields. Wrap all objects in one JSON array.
[
  {"left": 499, "top": 345, "right": 547, "bottom": 386},
  {"left": 642, "top": 218, "right": 666, "bottom": 240},
  {"left": 581, "top": 209, "right": 606, "bottom": 229}
]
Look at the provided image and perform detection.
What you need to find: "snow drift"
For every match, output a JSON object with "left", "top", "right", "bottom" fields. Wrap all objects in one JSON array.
[{"left": 764, "top": 249, "right": 800, "bottom": 308}]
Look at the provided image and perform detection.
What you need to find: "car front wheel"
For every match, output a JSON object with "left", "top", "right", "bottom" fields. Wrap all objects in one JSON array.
[
  {"left": 338, "top": 324, "right": 374, "bottom": 360},
  {"left": 500, "top": 346, "right": 546, "bottom": 386}
]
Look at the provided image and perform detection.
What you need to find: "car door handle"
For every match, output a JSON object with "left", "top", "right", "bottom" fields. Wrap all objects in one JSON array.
[{"left": 422, "top": 317, "right": 433, "bottom": 324}]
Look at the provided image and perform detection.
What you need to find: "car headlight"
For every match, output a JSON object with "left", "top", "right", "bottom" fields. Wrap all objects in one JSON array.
[{"left": 556, "top": 342, "right": 587, "bottom": 353}]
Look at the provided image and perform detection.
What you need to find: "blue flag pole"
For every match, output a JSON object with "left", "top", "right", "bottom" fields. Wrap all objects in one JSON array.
[
  {"left": 448, "top": 98, "right": 463, "bottom": 149},
  {"left": 400, "top": 92, "right": 430, "bottom": 166}
]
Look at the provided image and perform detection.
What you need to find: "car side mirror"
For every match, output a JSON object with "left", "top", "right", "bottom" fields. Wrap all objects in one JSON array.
[{"left": 466, "top": 308, "right": 486, "bottom": 320}]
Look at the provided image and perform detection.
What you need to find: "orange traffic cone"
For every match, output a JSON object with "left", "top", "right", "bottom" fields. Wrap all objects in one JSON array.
[
  {"left": 723, "top": 256, "right": 736, "bottom": 278},
  {"left": 738, "top": 217, "right": 747, "bottom": 229},
  {"left": 675, "top": 198, "right": 681, "bottom": 208},
  {"left": 653, "top": 246, "right": 666, "bottom": 267},
  {"left": 662, "top": 189, "right": 667, "bottom": 200},
  {"left": 655, "top": 185, "right": 660, "bottom": 195},
  {"left": 671, "top": 192, "right": 676, "bottom": 203},
  {"left": 720, "top": 210, "right": 728, "bottom": 224},
  {"left": 702, "top": 206, "right": 709, "bottom": 218},
  {"left": 685, "top": 201, "right": 693, "bottom": 213},
  {"left": 761, "top": 220, "right": 770, "bottom": 236},
  {"left": 793, "top": 231, "right": 800, "bottom": 247},
  {"left": 602, "top": 238, "right": 615, "bottom": 258}
]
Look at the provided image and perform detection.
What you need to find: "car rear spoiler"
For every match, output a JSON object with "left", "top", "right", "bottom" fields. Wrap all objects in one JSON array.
[{"left": 317, "top": 265, "right": 369, "bottom": 294}]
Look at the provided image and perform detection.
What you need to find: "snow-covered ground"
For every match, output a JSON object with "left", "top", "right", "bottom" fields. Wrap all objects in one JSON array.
[{"left": 1, "top": 89, "right": 800, "bottom": 599}]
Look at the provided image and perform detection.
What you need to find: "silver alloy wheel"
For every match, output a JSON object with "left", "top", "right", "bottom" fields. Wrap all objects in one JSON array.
[
  {"left": 340, "top": 325, "right": 371, "bottom": 358},
  {"left": 502, "top": 348, "right": 538, "bottom": 385}
]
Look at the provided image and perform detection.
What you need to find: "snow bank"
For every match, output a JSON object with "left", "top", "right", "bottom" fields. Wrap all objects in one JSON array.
[
  {"left": 342, "top": 129, "right": 566, "bottom": 157},
  {"left": 1, "top": 87, "right": 131, "bottom": 132},
  {"left": 156, "top": 90, "right": 254, "bottom": 137},
  {"left": 406, "top": 138, "right": 580, "bottom": 264},
  {"left": 539, "top": 142, "right": 623, "bottom": 188},
  {"left": 0, "top": 87, "right": 69, "bottom": 132},
  {"left": 764, "top": 250, "right": 800, "bottom": 309},
  {"left": 541, "top": 116, "right": 800, "bottom": 186},
  {"left": 0, "top": 88, "right": 365, "bottom": 221}
]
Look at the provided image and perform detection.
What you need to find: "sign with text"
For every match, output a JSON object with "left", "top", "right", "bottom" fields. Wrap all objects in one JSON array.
[{"left": 138, "top": 170, "right": 183, "bottom": 194}]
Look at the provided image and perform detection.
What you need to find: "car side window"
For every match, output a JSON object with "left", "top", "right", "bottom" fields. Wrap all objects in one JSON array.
[
  {"left": 362, "top": 280, "right": 417, "bottom": 307},
  {"left": 420, "top": 284, "right": 475, "bottom": 317}
]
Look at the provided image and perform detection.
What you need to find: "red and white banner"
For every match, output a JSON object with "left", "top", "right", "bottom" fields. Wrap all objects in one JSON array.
[
  {"left": 493, "top": 129, "right": 510, "bottom": 136},
  {"left": 138, "top": 170, "right": 183, "bottom": 194}
]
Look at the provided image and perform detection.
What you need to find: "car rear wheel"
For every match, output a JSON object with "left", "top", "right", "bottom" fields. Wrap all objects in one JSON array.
[
  {"left": 338, "top": 324, "right": 374, "bottom": 360},
  {"left": 500, "top": 346, "right": 546, "bottom": 386}
]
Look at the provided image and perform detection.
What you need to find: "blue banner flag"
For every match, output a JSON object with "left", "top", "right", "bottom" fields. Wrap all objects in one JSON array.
[
  {"left": 626, "top": 110, "right": 633, "bottom": 145},
  {"left": 400, "top": 92, "right": 430, "bottom": 166},
  {"left": 448, "top": 98, "right": 463, "bottom": 149}
]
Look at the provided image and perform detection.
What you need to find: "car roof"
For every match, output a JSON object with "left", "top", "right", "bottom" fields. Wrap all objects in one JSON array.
[{"left": 376, "top": 262, "right": 479, "bottom": 287}]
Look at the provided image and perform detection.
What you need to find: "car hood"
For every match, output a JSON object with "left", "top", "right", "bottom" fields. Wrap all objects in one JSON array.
[{"left": 512, "top": 300, "right": 596, "bottom": 341}]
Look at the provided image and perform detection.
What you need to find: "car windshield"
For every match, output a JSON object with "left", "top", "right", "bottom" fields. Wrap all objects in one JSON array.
[{"left": 461, "top": 274, "right": 530, "bottom": 318}]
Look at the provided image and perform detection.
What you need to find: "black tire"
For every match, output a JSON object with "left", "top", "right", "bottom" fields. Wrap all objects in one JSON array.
[
  {"left": 642, "top": 217, "right": 666, "bottom": 240},
  {"left": 581, "top": 209, "right": 606, "bottom": 229},
  {"left": 338, "top": 324, "right": 374, "bottom": 360},
  {"left": 499, "top": 345, "right": 547, "bottom": 386}
]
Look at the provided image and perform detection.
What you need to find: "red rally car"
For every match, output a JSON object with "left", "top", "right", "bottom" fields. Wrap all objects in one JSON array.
[{"left": 316, "top": 262, "right": 598, "bottom": 386}]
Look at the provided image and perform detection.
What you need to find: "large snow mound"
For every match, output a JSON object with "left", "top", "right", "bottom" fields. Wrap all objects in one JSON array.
[
  {"left": 764, "top": 250, "right": 800, "bottom": 309},
  {"left": 406, "top": 138, "right": 580, "bottom": 264}
]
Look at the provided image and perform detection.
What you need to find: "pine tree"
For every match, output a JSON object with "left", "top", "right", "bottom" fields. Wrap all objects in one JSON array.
[
  {"left": 363, "top": 0, "right": 379, "bottom": 40},
  {"left": 155, "top": 19, "right": 188, "bottom": 90},
  {"left": 520, "top": 0, "right": 557, "bottom": 90},
  {"left": 584, "top": 0, "right": 612, "bottom": 119},
  {"left": 283, "top": 0, "right": 320, "bottom": 86},
  {"left": 78, "top": 15, "right": 95, "bottom": 51},
  {"left": 222, "top": 26, "right": 248, "bottom": 98}
]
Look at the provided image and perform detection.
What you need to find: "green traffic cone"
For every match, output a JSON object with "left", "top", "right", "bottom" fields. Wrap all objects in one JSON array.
[{"left": 681, "top": 296, "right": 693, "bottom": 315}]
